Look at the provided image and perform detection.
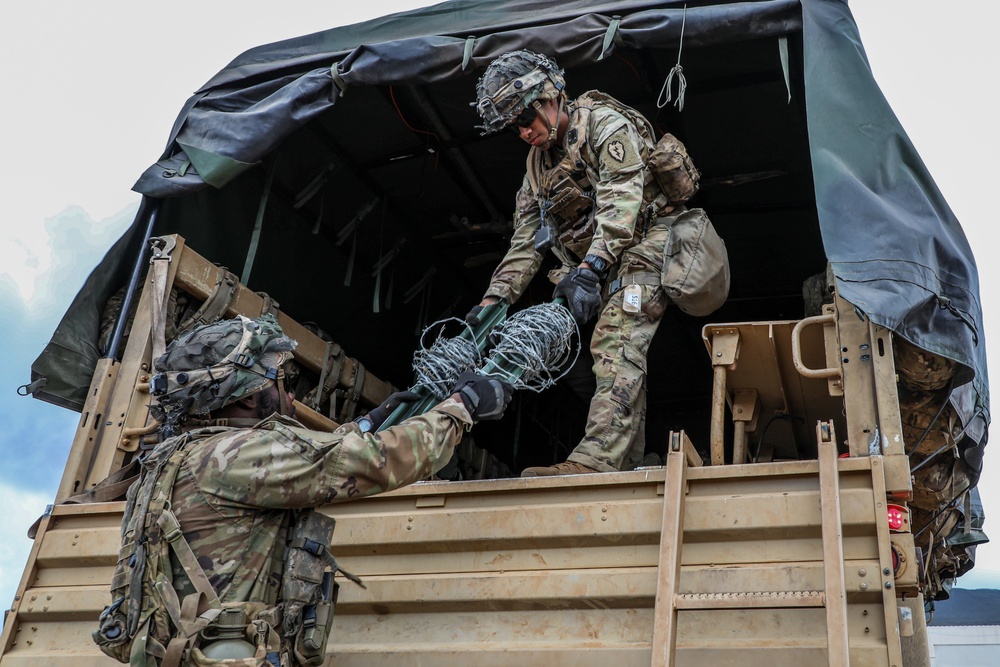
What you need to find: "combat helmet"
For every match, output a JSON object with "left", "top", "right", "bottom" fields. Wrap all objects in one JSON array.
[
  {"left": 148, "top": 314, "right": 297, "bottom": 436},
  {"left": 474, "top": 50, "right": 566, "bottom": 135}
]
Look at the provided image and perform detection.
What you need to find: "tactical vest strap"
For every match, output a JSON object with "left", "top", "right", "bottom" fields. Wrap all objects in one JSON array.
[
  {"left": 161, "top": 636, "right": 187, "bottom": 667},
  {"left": 607, "top": 271, "right": 661, "bottom": 296},
  {"left": 184, "top": 417, "right": 262, "bottom": 430},
  {"left": 129, "top": 618, "right": 160, "bottom": 667},
  {"left": 525, "top": 91, "right": 663, "bottom": 264},
  {"left": 157, "top": 507, "right": 222, "bottom": 612},
  {"left": 154, "top": 505, "right": 227, "bottom": 667}
]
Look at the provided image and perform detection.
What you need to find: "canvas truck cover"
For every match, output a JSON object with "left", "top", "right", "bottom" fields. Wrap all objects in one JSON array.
[{"left": 28, "top": 0, "right": 988, "bottom": 479}]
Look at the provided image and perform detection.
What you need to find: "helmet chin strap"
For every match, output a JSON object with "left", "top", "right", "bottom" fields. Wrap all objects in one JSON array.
[
  {"left": 541, "top": 94, "right": 565, "bottom": 143},
  {"left": 276, "top": 370, "right": 289, "bottom": 417}
]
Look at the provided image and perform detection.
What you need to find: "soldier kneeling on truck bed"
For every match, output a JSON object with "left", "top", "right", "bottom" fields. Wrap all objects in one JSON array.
[{"left": 93, "top": 314, "right": 512, "bottom": 666}]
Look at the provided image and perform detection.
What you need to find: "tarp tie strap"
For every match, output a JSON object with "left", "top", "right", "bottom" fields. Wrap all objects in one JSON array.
[
  {"left": 241, "top": 158, "right": 276, "bottom": 285},
  {"left": 657, "top": 4, "right": 688, "bottom": 111},
  {"left": 599, "top": 16, "right": 622, "bottom": 61},
  {"left": 371, "top": 238, "right": 406, "bottom": 313},
  {"left": 345, "top": 234, "right": 357, "bottom": 287},
  {"left": 17, "top": 377, "right": 47, "bottom": 397},
  {"left": 336, "top": 197, "right": 379, "bottom": 287},
  {"left": 462, "top": 36, "right": 476, "bottom": 71},
  {"left": 937, "top": 294, "right": 979, "bottom": 346},
  {"left": 779, "top": 36, "right": 792, "bottom": 103},
  {"left": 404, "top": 268, "right": 436, "bottom": 335},
  {"left": 330, "top": 62, "right": 347, "bottom": 98}
]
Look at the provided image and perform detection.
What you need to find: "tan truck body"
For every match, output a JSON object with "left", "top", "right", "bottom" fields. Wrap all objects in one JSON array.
[{"left": 0, "top": 238, "right": 929, "bottom": 665}]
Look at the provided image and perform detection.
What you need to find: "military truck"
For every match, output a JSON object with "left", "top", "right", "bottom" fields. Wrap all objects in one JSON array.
[{"left": 2, "top": 0, "right": 989, "bottom": 664}]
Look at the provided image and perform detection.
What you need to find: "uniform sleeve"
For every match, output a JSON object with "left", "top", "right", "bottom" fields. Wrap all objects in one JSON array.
[
  {"left": 484, "top": 175, "right": 545, "bottom": 304},
  {"left": 585, "top": 112, "right": 647, "bottom": 264},
  {"left": 190, "top": 397, "right": 474, "bottom": 509}
]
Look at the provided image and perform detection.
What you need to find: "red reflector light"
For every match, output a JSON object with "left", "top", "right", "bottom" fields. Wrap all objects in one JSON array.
[{"left": 887, "top": 504, "right": 908, "bottom": 531}]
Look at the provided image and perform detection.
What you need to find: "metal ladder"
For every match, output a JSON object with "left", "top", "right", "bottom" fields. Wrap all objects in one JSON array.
[{"left": 649, "top": 423, "right": 851, "bottom": 666}]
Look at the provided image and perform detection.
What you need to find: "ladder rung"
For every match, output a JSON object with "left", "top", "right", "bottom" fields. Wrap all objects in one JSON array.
[{"left": 675, "top": 590, "right": 826, "bottom": 609}]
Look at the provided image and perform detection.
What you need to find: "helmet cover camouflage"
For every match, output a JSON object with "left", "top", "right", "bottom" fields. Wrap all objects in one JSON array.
[
  {"left": 149, "top": 314, "right": 297, "bottom": 432},
  {"left": 474, "top": 50, "right": 566, "bottom": 134}
]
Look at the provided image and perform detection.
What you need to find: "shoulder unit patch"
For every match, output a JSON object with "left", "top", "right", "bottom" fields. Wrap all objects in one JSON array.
[{"left": 599, "top": 128, "right": 640, "bottom": 169}]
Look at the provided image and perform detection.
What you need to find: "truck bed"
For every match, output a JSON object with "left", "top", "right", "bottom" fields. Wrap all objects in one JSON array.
[{"left": 2, "top": 455, "right": 917, "bottom": 666}]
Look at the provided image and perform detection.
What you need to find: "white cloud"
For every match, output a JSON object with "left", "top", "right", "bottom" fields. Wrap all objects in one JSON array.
[{"left": 0, "top": 483, "right": 56, "bottom": 610}]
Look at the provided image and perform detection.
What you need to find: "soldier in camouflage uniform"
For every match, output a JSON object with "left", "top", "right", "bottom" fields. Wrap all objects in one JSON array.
[
  {"left": 94, "top": 314, "right": 511, "bottom": 665},
  {"left": 468, "top": 50, "right": 709, "bottom": 476}
]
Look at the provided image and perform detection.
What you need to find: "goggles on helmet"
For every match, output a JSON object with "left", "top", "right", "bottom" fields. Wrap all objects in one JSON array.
[{"left": 474, "top": 57, "right": 564, "bottom": 135}]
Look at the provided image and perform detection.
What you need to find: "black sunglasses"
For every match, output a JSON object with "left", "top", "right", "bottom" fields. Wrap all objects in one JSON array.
[{"left": 506, "top": 106, "right": 538, "bottom": 134}]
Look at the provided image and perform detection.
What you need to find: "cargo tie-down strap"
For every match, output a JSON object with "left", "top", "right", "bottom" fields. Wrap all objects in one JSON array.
[
  {"left": 334, "top": 361, "right": 366, "bottom": 422},
  {"left": 148, "top": 236, "right": 178, "bottom": 362},
  {"left": 177, "top": 269, "right": 239, "bottom": 335},
  {"left": 313, "top": 341, "right": 346, "bottom": 413}
]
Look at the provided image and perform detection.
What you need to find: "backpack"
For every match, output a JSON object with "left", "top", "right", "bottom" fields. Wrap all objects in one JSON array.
[
  {"left": 660, "top": 208, "right": 730, "bottom": 317},
  {"left": 92, "top": 427, "right": 346, "bottom": 666}
]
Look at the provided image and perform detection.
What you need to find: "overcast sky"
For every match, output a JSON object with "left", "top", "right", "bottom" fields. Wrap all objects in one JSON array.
[{"left": 1, "top": 0, "right": 997, "bottom": 615}]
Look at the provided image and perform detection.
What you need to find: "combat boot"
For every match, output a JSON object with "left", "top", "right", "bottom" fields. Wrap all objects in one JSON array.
[{"left": 520, "top": 461, "right": 599, "bottom": 477}]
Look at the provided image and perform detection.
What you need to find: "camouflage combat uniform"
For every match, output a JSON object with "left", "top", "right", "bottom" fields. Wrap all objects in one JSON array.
[
  {"left": 149, "top": 397, "right": 472, "bottom": 605},
  {"left": 94, "top": 312, "right": 511, "bottom": 664},
  {"left": 484, "top": 94, "right": 691, "bottom": 471}
]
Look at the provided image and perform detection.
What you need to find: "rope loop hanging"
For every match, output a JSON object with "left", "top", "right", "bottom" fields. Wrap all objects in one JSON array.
[{"left": 657, "top": 4, "right": 689, "bottom": 111}]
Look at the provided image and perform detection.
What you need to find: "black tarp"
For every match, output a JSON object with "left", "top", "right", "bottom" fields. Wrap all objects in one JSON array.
[{"left": 30, "top": 0, "right": 988, "bottom": 467}]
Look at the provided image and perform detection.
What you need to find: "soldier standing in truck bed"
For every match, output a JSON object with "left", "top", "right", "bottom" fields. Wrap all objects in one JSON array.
[
  {"left": 467, "top": 50, "right": 727, "bottom": 477},
  {"left": 93, "top": 314, "right": 512, "bottom": 666}
]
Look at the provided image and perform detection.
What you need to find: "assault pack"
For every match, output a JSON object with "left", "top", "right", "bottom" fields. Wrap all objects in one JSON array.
[{"left": 92, "top": 426, "right": 357, "bottom": 666}]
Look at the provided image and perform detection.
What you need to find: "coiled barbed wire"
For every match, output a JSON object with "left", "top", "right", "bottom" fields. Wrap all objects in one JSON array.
[
  {"left": 485, "top": 302, "right": 580, "bottom": 391},
  {"left": 411, "top": 318, "right": 482, "bottom": 399},
  {"left": 411, "top": 303, "right": 579, "bottom": 398}
]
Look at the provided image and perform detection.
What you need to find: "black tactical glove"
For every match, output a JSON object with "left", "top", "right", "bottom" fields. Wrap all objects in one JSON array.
[
  {"left": 451, "top": 371, "right": 513, "bottom": 421},
  {"left": 553, "top": 266, "right": 603, "bottom": 324},
  {"left": 465, "top": 304, "right": 486, "bottom": 327},
  {"left": 363, "top": 390, "right": 422, "bottom": 430}
]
